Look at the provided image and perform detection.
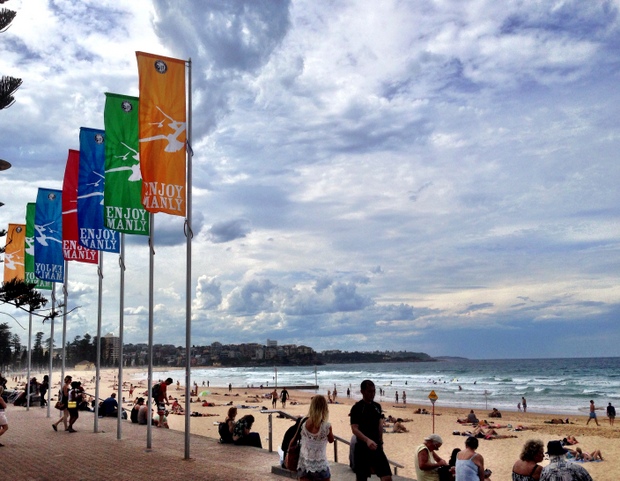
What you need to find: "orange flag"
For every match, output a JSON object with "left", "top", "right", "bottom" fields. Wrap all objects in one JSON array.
[
  {"left": 3, "top": 223, "right": 26, "bottom": 282},
  {"left": 136, "top": 52, "right": 187, "bottom": 216}
]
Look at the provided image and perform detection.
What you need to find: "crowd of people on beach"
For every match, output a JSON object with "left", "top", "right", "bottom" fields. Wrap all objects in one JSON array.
[{"left": 0, "top": 371, "right": 615, "bottom": 481}]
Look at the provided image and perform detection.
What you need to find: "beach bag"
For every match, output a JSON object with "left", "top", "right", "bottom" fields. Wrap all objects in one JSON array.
[
  {"left": 151, "top": 382, "right": 161, "bottom": 401},
  {"left": 285, "top": 417, "right": 307, "bottom": 471},
  {"left": 54, "top": 400, "right": 65, "bottom": 410},
  {"left": 67, "top": 401, "right": 77, "bottom": 409}
]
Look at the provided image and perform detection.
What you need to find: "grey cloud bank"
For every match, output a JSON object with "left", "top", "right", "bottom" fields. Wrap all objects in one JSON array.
[{"left": 1, "top": 0, "right": 620, "bottom": 359}]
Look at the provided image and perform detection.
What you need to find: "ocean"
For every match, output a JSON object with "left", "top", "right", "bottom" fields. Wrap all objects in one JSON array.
[{"left": 135, "top": 357, "right": 620, "bottom": 416}]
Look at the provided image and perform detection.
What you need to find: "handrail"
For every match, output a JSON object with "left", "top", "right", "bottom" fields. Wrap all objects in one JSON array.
[{"left": 260, "top": 409, "right": 404, "bottom": 475}]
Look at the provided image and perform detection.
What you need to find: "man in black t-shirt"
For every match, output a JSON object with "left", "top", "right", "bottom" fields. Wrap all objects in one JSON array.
[
  {"left": 350, "top": 380, "right": 392, "bottom": 481},
  {"left": 607, "top": 402, "right": 616, "bottom": 426}
]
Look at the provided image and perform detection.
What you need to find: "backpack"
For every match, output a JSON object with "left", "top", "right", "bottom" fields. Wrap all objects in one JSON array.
[
  {"left": 219, "top": 421, "right": 233, "bottom": 443},
  {"left": 151, "top": 383, "right": 161, "bottom": 401}
]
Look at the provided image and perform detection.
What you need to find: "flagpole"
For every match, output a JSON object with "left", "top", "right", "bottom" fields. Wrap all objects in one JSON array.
[
  {"left": 26, "top": 311, "right": 32, "bottom": 411},
  {"left": 47, "top": 284, "right": 56, "bottom": 417},
  {"left": 61, "top": 260, "right": 68, "bottom": 381},
  {"left": 183, "top": 56, "right": 193, "bottom": 460},
  {"left": 117, "top": 234, "right": 125, "bottom": 439},
  {"left": 94, "top": 253, "right": 103, "bottom": 432},
  {"left": 147, "top": 213, "right": 155, "bottom": 449}
]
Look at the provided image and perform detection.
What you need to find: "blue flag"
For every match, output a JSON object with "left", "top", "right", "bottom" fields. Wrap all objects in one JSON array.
[
  {"left": 34, "top": 188, "right": 65, "bottom": 283},
  {"left": 77, "top": 127, "right": 120, "bottom": 253}
]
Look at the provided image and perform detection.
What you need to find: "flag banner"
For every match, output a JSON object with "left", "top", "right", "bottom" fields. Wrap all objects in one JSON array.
[
  {"left": 136, "top": 51, "right": 187, "bottom": 216},
  {"left": 35, "top": 188, "right": 65, "bottom": 283},
  {"left": 103, "top": 93, "right": 149, "bottom": 235},
  {"left": 25, "top": 203, "right": 52, "bottom": 289},
  {"left": 78, "top": 127, "right": 120, "bottom": 252},
  {"left": 3, "top": 223, "right": 26, "bottom": 282},
  {"left": 63, "top": 149, "right": 99, "bottom": 263}
]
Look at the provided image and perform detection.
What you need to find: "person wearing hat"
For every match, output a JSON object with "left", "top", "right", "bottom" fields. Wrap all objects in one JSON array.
[
  {"left": 540, "top": 440, "right": 593, "bottom": 481},
  {"left": 415, "top": 433, "right": 449, "bottom": 481}
]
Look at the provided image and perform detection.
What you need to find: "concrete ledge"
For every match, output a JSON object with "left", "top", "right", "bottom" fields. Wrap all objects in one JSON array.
[
  {"left": 271, "top": 465, "right": 298, "bottom": 478},
  {"left": 271, "top": 462, "right": 416, "bottom": 480}
]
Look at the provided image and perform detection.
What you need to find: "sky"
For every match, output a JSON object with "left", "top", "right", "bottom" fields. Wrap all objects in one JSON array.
[{"left": 1, "top": 0, "right": 620, "bottom": 360}]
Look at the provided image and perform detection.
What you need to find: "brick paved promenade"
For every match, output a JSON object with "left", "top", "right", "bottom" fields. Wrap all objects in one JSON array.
[
  {"left": 2, "top": 405, "right": 414, "bottom": 481},
  {"left": 2, "top": 405, "right": 282, "bottom": 481}
]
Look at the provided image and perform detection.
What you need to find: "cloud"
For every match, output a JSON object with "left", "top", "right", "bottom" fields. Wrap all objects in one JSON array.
[
  {"left": 206, "top": 218, "right": 252, "bottom": 243},
  {"left": 2, "top": 0, "right": 620, "bottom": 358}
]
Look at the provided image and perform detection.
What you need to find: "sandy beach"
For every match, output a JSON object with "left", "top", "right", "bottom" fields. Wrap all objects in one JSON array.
[{"left": 15, "top": 367, "right": 617, "bottom": 480}]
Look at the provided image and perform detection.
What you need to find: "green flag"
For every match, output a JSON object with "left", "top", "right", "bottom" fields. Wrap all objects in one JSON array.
[
  {"left": 104, "top": 93, "right": 149, "bottom": 235},
  {"left": 25, "top": 202, "right": 53, "bottom": 290}
]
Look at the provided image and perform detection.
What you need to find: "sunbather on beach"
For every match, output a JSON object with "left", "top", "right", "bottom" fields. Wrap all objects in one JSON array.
[
  {"left": 575, "top": 447, "right": 603, "bottom": 461},
  {"left": 393, "top": 419, "right": 408, "bottom": 433},
  {"left": 472, "top": 426, "right": 517, "bottom": 440},
  {"left": 457, "top": 410, "right": 479, "bottom": 424},
  {"left": 562, "top": 435, "right": 578, "bottom": 445}
]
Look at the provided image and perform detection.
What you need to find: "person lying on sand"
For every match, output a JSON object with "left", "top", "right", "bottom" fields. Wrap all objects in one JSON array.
[
  {"left": 544, "top": 418, "right": 571, "bottom": 424},
  {"left": 470, "top": 426, "right": 518, "bottom": 440},
  {"left": 574, "top": 447, "right": 603, "bottom": 461},
  {"left": 562, "top": 435, "right": 579, "bottom": 445}
]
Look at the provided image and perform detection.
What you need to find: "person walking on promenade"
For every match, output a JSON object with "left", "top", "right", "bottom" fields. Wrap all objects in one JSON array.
[
  {"left": 0, "top": 385, "right": 8, "bottom": 446},
  {"left": 298, "top": 395, "right": 334, "bottom": 481},
  {"left": 350, "top": 379, "right": 392, "bottom": 481},
  {"left": 52, "top": 375, "right": 72, "bottom": 432},
  {"left": 586, "top": 400, "right": 599, "bottom": 426},
  {"left": 415, "top": 434, "right": 449, "bottom": 481},
  {"left": 606, "top": 402, "right": 615, "bottom": 426},
  {"left": 39, "top": 375, "right": 49, "bottom": 407},
  {"left": 281, "top": 387, "right": 289, "bottom": 409},
  {"left": 67, "top": 381, "right": 84, "bottom": 433},
  {"left": 540, "top": 441, "right": 592, "bottom": 481}
]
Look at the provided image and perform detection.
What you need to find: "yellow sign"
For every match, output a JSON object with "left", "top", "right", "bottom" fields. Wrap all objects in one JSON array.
[{"left": 428, "top": 390, "right": 438, "bottom": 401}]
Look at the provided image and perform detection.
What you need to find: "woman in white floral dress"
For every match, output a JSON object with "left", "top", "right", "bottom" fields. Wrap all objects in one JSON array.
[{"left": 298, "top": 395, "right": 334, "bottom": 481}]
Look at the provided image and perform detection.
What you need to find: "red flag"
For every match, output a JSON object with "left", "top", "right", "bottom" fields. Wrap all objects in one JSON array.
[{"left": 62, "top": 149, "right": 99, "bottom": 263}]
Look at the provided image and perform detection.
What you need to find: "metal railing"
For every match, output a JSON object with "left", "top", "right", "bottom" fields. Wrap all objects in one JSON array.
[{"left": 260, "top": 409, "right": 404, "bottom": 475}]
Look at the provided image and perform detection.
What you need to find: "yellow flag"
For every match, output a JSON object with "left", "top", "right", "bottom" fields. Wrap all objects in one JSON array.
[
  {"left": 136, "top": 52, "right": 187, "bottom": 216},
  {"left": 3, "top": 223, "right": 26, "bottom": 282}
]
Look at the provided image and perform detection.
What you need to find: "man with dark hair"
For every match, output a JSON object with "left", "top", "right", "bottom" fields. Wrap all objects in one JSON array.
[
  {"left": 131, "top": 397, "right": 144, "bottom": 423},
  {"left": 99, "top": 392, "right": 118, "bottom": 417},
  {"left": 607, "top": 402, "right": 616, "bottom": 426},
  {"left": 153, "top": 378, "right": 173, "bottom": 409},
  {"left": 350, "top": 380, "right": 392, "bottom": 481}
]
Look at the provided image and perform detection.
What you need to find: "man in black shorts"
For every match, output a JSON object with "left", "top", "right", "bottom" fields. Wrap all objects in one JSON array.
[{"left": 350, "top": 380, "right": 392, "bottom": 481}]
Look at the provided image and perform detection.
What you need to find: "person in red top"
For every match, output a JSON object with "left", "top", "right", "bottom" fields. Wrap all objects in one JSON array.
[{"left": 154, "top": 378, "right": 173, "bottom": 409}]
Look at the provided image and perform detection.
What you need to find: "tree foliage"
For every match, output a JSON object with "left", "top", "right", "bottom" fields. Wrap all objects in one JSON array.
[
  {"left": 0, "top": 278, "right": 49, "bottom": 313},
  {"left": 0, "top": 1, "right": 21, "bottom": 110}
]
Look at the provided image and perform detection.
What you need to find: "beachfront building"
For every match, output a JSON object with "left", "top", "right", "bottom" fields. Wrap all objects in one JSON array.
[{"left": 102, "top": 333, "right": 121, "bottom": 366}]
